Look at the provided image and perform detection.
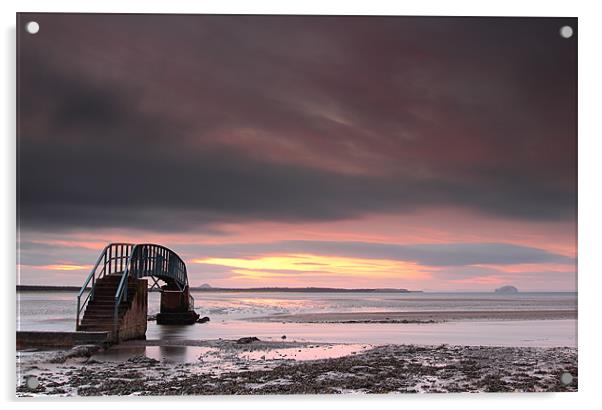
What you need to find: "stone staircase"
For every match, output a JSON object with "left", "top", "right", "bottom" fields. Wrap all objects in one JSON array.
[{"left": 77, "top": 274, "right": 140, "bottom": 332}]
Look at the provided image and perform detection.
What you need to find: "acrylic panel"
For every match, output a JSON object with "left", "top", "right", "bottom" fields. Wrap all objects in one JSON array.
[{"left": 16, "top": 13, "right": 577, "bottom": 396}]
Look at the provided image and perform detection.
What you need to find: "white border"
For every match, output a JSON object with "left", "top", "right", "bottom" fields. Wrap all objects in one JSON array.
[{"left": 2, "top": 0, "right": 601, "bottom": 408}]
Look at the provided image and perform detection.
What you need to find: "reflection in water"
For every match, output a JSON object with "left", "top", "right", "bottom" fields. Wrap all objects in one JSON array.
[
  {"left": 152, "top": 346, "right": 192, "bottom": 363},
  {"left": 92, "top": 346, "right": 146, "bottom": 361},
  {"left": 93, "top": 345, "right": 219, "bottom": 363},
  {"left": 92, "top": 342, "right": 372, "bottom": 364},
  {"left": 154, "top": 324, "right": 191, "bottom": 341}
]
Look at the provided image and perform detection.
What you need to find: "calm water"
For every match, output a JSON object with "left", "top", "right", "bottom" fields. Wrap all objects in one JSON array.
[{"left": 16, "top": 291, "right": 577, "bottom": 347}]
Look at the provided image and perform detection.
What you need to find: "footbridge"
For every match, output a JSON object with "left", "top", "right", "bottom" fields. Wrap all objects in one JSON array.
[{"left": 76, "top": 243, "right": 199, "bottom": 341}]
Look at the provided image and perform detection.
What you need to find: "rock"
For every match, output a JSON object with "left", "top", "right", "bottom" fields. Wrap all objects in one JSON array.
[
  {"left": 49, "top": 344, "right": 103, "bottom": 363},
  {"left": 236, "top": 337, "right": 260, "bottom": 344},
  {"left": 494, "top": 285, "right": 519, "bottom": 294},
  {"left": 196, "top": 316, "right": 210, "bottom": 323},
  {"left": 71, "top": 344, "right": 102, "bottom": 356}
]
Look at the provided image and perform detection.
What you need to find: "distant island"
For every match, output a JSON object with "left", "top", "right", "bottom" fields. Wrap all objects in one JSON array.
[
  {"left": 494, "top": 285, "right": 519, "bottom": 294},
  {"left": 17, "top": 284, "right": 421, "bottom": 293}
]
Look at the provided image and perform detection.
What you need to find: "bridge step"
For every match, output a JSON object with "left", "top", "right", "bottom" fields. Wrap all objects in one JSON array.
[
  {"left": 79, "top": 274, "right": 140, "bottom": 332},
  {"left": 87, "top": 298, "right": 135, "bottom": 306},
  {"left": 82, "top": 310, "right": 128, "bottom": 318},
  {"left": 78, "top": 324, "right": 115, "bottom": 331},
  {"left": 89, "top": 292, "right": 136, "bottom": 299},
  {"left": 81, "top": 312, "right": 122, "bottom": 318}
]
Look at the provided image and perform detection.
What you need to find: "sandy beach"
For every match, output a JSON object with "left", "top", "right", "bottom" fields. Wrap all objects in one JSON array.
[
  {"left": 16, "top": 339, "right": 577, "bottom": 396},
  {"left": 16, "top": 291, "right": 578, "bottom": 396},
  {"left": 250, "top": 309, "right": 577, "bottom": 323}
]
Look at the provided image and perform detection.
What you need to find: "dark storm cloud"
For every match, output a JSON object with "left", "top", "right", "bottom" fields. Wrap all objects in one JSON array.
[
  {"left": 186, "top": 240, "right": 574, "bottom": 266},
  {"left": 17, "top": 14, "right": 577, "bottom": 231}
]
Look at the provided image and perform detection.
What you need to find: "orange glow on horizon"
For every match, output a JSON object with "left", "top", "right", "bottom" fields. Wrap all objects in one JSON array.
[
  {"left": 35, "top": 264, "right": 92, "bottom": 271},
  {"left": 193, "top": 253, "right": 429, "bottom": 280},
  {"left": 18, "top": 206, "right": 575, "bottom": 290}
]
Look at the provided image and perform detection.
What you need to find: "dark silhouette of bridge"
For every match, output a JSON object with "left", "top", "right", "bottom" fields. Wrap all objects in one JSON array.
[{"left": 76, "top": 243, "right": 198, "bottom": 341}]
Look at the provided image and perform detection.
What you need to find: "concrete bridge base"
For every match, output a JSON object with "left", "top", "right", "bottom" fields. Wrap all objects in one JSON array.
[
  {"left": 17, "top": 331, "right": 111, "bottom": 349},
  {"left": 115, "top": 279, "right": 148, "bottom": 341},
  {"left": 156, "top": 286, "right": 199, "bottom": 325},
  {"left": 78, "top": 277, "right": 198, "bottom": 343}
]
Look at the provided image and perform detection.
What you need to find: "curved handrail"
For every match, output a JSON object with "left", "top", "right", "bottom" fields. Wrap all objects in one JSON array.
[
  {"left": 115, "top": 244, "right": 188, "bottom": 299},
  {"left": 75, "top": 243, "right": 135, "bottom": 329},
  {"left": 76, "top": 242, "right": 190, "bottom": 332},
  {"left": 112, "top": 243, "right": 189, "bottom": 334},
  {"left": 76, "top": 244, "right": 110, "bottom": 329},
  {"left": 77, "top": 244, "right": 110, "bottom": 298}
]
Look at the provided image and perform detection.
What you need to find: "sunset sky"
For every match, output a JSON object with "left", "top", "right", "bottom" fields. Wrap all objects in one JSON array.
[{"left": 17, "top": 14, "right": 577, "bottom": 291}]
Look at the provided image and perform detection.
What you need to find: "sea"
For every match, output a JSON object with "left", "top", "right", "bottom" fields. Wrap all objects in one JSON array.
[{"left": 16, "top": 291, "right": 577, "bottom": 348}]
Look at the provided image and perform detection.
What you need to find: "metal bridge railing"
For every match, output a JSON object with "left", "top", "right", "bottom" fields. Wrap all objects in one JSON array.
[
  {"left": 76, "top": 243, "right": 134, "bottom": 329},
  {"left": 76, "top": 243, "right": 189, "bottom": 333},
  {"left": 113, "top": 243, "right": 189, "bottom": 334}
]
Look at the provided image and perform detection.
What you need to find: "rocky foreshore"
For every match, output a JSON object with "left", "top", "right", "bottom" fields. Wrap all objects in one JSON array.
[{"left": 17, "top": 341, "right": 577, "bottom": 396}]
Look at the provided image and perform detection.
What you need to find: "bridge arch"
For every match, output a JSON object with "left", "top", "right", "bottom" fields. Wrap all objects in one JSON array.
[{"left": 76, "top": 243, "right": 199, "bottom": 341}]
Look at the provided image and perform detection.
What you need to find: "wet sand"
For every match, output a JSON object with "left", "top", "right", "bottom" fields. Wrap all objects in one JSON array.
[
  {"left": 250, "top": 309, "right": 577, "bottom": 323},
  {"left": 17, "top": 339, "right": 577, "bottom": 396}
]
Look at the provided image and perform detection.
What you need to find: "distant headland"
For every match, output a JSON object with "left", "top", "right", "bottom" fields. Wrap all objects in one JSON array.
[
  {"left": 189, "top": 286, "right": 421, "bottom": 293},
  {"left": 17, "top": 285, "right": 87, "bottom": 292},
  {"left": 17, "top": 284, "right": 421, "bottom": 293}
]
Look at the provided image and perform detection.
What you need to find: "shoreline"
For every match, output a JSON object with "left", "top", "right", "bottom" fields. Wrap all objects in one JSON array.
[
  {"left": 16, "top": 339, "right": 577, "bottom": 396},
  {"left": 16, "top": 285, "right": 420, "bottom": 293},
  {"left": 249, "top": 309, "right": 577, "bottom": 323}
]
